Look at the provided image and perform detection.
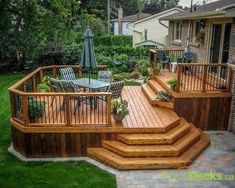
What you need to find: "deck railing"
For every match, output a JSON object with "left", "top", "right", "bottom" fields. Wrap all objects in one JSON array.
[
  {"left": 149, "top": 48, "right": 184, "bottom": 66},
  {"left": 8, "top": 65, "right": 112, "bottom": 127},
  {"left": 176, "top": 63, "right": 233, "bottom": 93}
]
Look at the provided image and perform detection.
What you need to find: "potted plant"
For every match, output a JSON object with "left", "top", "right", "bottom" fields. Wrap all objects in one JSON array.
[
  {"left": 112, "top": 98, "right": 129, "bottom": 123},
  {"left": 37, "top": 76, "right": 51, "bottom": 92},
  {"left": 156, "top": 91, "right": 173, "bottom": 102},
  {"left": 167, "top": 79, "right": 178, "bottom": 91},
  {"left": 28, "top": 97, "right": 46, "bottom": 122}
]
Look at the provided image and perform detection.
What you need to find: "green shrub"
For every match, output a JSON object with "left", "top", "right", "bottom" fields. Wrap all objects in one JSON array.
[
  {"left": 28, "top": 97, "right": 46, "bottom": 122},
  {"left": 94, "top": 35, "right": 132, "bottom": 46},
  {"left": 113, "top": 74, "right": 123, "bottom": 81},
  {"left": 131, "top": 71, "right": 141, "bottom": 79},
  {"left": 137, "top": 59, "right": 149, "bottom": 77}
]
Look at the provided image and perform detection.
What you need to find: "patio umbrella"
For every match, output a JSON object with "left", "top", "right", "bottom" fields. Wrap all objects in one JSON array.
[{"left": 80, "top": 26, "right": 97, "bottom": 83}]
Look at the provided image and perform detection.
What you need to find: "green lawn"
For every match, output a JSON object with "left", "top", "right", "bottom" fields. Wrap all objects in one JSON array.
[{"left": 0, "top": 74, "right": 116, "bottom": 188}]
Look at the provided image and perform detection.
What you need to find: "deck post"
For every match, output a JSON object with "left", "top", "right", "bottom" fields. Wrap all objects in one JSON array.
[
  {"left": 52, "top": 67, "right": 57, "bottom": 78},
  {"left": 39, "top": 69, "right": 44, "bottom": 81},
  {"left": 22, "top": 95, "right": 29, "bottom": 126},
  {"left": 176, "top": 65, "right": 181, "bottom": 92},
  {"left": 32, "top": 75, "right": 36, "bottom": 92},
  {"left": 65, "top": 95, "right": 71, "bottom": 126},
  {"left": 227, "top": 66, "right": 233, "bottom": 92},
  {"left": 202, "top": 65, "right": 208, "bottom": 92},
  {"left": 107, "top": 94, "right": 112, "bottom": 126}
]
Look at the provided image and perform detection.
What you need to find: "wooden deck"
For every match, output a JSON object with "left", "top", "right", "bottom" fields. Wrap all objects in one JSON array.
[{"left": 32, "top": 86, "right": 179, "bottom": 129}]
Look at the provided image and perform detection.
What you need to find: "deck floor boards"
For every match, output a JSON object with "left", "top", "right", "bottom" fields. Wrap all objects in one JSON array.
[{"left": 32, "top": 86, "right": 179, "bottom": 129}]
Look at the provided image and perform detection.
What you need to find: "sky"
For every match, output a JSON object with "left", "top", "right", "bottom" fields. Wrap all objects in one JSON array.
[{"left": 179, "top": 0, "right": 218, "bottom": 8}]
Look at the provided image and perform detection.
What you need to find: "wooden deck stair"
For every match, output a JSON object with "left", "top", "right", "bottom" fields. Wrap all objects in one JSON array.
[
  {"left": 88, "top": 119, "right": 210, "bottom": 170},
  {"left": 141, "top": 79, "right": 174, "bottom": 109}
]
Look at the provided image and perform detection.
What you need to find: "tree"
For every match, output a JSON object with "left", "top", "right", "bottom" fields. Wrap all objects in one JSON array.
[
  {"left": 0, "top": 0, "right": 81, "bottom": 70},
  {"left": 142, "top": 0, "right": 179, "bottom": 14}
]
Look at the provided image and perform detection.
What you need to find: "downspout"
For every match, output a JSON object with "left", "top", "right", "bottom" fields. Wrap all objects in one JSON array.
[{"left": 186, "top": 20, "right": 191, "bottom": 52}]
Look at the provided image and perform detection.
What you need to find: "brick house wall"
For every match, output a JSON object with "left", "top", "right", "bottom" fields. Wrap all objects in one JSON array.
[
  {"left": 229, "top": 20, "right": 235, "bottom": 61},
  {"left": 168, "top": 19, "right": 235, "bottom": 64},
  {"left": 168, "top": 18, "right": 235, "bottom": 132},
  {"left": 168, "top": 20, "right": 209, "bottom": 63}
]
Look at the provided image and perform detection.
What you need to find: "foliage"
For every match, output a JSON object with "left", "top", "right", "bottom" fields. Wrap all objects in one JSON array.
[
  {"left": 156, "top": 91, "right": 172, "bottom": 102},
  {"left": 79, "top": 12, "right": 106, "bottom": 35},
  {"left": 142, "top": 0, "right": 180, "bottom": 14},
  {"left": 37, "top": 43, "right": 82, "bottom": 67},
  {"left": 137, "top": 59, "right": 149, "bottom": 76},
  {"left": 167, "top": 78, "right": 178, "bottom": 90},
  {"left": 0, "top": 0, "right": 82, "bottom": 71},
  {"left": 28, "top": 97, "right": 46, "bottom": 121},
  {"left": 131, "top": 70, "right": 141, "bottom": 79},
  {"left": 37, "top": 76, "right": 51, "bottom": 92},
  {"left": 112, "top": 98, "right": 129, "bottom": 117},
  {"left": 0, "top": 74, "right": 117, "bottom": 187},
  {"left": 37, "top": 83, "right": 51, "bottom": 92},
  {"left": 113, "top": 74, "right": 124, "bottom": 81},
  {"left": 147, "top": 67, "right": 155, "bottom": 79},
  {"left": 94, "top": 35, "right": 132, "bottom": 46},
  {"left": 124, "top": 80, "right": 142, "bottom": 86}
]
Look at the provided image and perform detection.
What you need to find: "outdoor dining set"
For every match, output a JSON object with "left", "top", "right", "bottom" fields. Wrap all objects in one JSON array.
[{"left": 50, "top": 67, "right": 124, "bottom": 114}]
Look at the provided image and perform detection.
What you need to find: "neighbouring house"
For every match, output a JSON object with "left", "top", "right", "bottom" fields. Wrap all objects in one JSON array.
[
  {"left": 161, "top": 0, "right": 235, "bottom": 132},
  {"left": 161, "top": 0, "right": 235, "bottom": 64},
  {"left": 111, "top": 9, "right": 151, "bottom": 36},
  {"left": 132, "top": 8, "right": 183, "bottom": 48}
]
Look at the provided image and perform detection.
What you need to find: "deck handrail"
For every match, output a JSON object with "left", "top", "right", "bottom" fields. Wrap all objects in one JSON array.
[
  {"left": 176, "top": 63, "right": 233, "bottom": 93},
  {"left": 8, "top": 65, "right": 112, "bottom": 128}
]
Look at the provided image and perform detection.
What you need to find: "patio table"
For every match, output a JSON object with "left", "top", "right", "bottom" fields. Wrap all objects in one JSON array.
[
  {"left": 72, "top": 78, "right": 110, "bottom": 109},
  {"left": 72, "top": 78, "right": 110, "bottom": 91}
]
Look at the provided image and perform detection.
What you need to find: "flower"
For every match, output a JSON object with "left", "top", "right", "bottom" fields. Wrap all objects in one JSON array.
[{"left": 112, "top": 98, "right": 129, "bottom": 116}]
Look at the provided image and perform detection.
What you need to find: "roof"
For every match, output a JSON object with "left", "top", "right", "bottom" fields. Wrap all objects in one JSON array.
[
  {"left": 161, "top": 0, "right": 235, "bottom": 20},
  {"left": 111, "top": 12, "right": 151, "bottom": 22},
  {"left": 133, "top": 8, "right": 183, "bottom": 25}
]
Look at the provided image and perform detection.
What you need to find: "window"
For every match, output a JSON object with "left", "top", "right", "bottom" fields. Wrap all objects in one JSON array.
[
  {"left": 176, "top": 22, "right": 182, "bottom": 40},
  {"left": 172, "top": 21, "right": 182, "bottom": 41},
  {"left": 190, "top": 20, "right": 203, "bottom": 43}
]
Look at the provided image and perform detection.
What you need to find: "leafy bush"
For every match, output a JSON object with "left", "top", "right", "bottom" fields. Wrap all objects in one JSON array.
[
  {"left": 156, "top": 91, "right": 173, "bottom": 102},
  {"left": 113, "top": 74, "right": 123, "bottom": 81},
  {"left": 94, "top": 35, "right": 132, "bottom": 46},
  {"left": 28, "top": 97, "right": 46, "bottom": 122},
  {"left": 131, "top": 70, "right": 141, "bottom": 79},
  {"left": 137, "top": 59, "right": 149, "bottom": 77}
]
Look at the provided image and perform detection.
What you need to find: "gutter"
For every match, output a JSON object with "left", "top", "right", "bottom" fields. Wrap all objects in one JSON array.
[
  {"left": 161, "top": 10, "right": 225, "bottom": 21},
  {"left": 159, "top": 19, "right": 168, "bottom": 28},
  {"left": 127, "top": 22, "right": 142, "bottom": 34}
]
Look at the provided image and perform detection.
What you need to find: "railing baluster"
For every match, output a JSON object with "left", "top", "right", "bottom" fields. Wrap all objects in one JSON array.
[{"left": 202, "top": 65, "right": 208, "bottom": 92}]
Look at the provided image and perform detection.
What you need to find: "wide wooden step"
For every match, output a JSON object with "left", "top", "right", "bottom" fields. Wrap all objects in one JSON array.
[
  {"left": 87, "top": 148, "right": 186, "bottom": 170},
  {"left": 148, "top": 79, "right": 166, "bottom": 93},
  {"left": 117, "top": 118, "right": 190, "bottom": 145},
  {"left": 102, "top": 126, "right": 200, "bottom": 157},
  {"left": 141, "top": 84, "right": 174, "bottom": 109},
  {"left": 87, "top": 132, "right": 210, "bottom": 170}
]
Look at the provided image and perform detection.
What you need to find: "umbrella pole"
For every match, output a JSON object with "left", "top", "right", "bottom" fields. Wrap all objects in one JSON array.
[{"left": 89, "top": 69, "right": 91, "bottom": 84}]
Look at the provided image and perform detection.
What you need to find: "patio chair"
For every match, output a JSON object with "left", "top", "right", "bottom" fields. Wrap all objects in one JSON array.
[
  {"left": 50, "top": 78, "right": 65, "bottom": 107},
  {"left": 182, "top": 52, "right": 197, "bottom": 73},
  {"left": 98, "top": 71, "right": 112, "bottom": 83},
  {"left": 59, "top": 67, "right": 77, "bottom": 80},
  {"left": 157, "top": 50, "right": 171, "bottom": 71},
  {"left": 59, "top": 80, "right": 83, "bottom": 114},
  {"left": 183, "top": 52, "right": 197, "bottom": 63},
  {"left": 110, "top": 81, "right": 124, "bottom": 99}
]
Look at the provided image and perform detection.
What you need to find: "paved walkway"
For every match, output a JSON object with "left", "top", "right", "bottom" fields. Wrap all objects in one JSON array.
[
  {"left": 115, "top": 131, "right": 235, "bottom": 188},
  {"left": 9, "top": 131, "right": 235, "bottom": 188}
]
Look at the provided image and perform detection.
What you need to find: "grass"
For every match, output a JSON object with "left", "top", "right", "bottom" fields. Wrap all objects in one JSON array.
[{"left": 0, "top": 73, "right": 117, "bottom": 188}]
